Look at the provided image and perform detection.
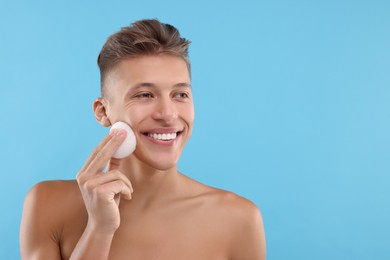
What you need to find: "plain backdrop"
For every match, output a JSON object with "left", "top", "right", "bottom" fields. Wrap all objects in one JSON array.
[{"left": 1, "top": 0, "right": 389, "bottom": 259}]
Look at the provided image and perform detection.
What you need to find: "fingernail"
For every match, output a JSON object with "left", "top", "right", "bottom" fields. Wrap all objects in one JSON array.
[
  {"left": 109, "top": 129, "right": 118, "bottom": 136},
  {"left": 117, "top": 129, "right": 126, "bottom": 136}
]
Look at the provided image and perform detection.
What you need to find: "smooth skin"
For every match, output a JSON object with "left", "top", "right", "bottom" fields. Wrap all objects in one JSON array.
[{"left": 20, "top": 55, "right": 266, "bottom": 260}]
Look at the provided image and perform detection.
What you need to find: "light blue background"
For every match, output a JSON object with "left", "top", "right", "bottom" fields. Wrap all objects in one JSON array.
[{"left": 1, "top": 0, "right": 389, "bottom": 259}]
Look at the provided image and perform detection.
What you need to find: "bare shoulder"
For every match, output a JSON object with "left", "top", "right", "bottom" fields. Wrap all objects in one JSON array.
[
  {"left": 27, "top": 179, "right": 79, "bottom": 196},
  {"left": 20, "top": 180, "right": 83, "bottom": 259},
  {"left": 22, "top": 179, "right": 84, "bottom": 231},
  {"left": 22, "top": 180, "right": 82, "bottom": 233},
  {"left": 181, "top": 174, "right": 262, "bottom": 219},
  {"left": 206, "top": 186, "right": 263, "bottom": 229},
  {"left": 180, "top": 175, "right": 266, "bottom": 259},
  {"left": 24, "top": 180, "right": 81, "bottom": 213}
]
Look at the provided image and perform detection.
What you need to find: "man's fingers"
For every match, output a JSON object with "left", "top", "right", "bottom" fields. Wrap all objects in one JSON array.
[
  {"left": 82, "top": 129, "right": 127, "bottom": 177},
  {"left": 106, "top": 158, "right": 121, "bottom": 172},
  {"left": 88, "top": 129, "right": 127, "bottom": 173},
  {"left": 80, "top": 170, "right": 133, "bottom": 194},
  {"left": 78, "top": 133, "right": 113, "bottom": 173},
  {"left": 98, "top": 180, "right": 132, "bottom": 201}
]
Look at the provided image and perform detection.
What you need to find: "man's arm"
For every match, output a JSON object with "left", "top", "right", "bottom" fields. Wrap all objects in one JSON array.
[
  {"left": 20, "top": 182, "right": 63, "bottom": 260},
  {"left": 20, "top": 130, "right": 132, "bottom": 260},
  {"left": 70, "top": 129, "right": 132, "bottom": 260}
]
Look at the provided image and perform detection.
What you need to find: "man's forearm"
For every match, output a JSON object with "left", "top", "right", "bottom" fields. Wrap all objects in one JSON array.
[{"left": 70, "top": 224, "right": 115, "bottom": 260}]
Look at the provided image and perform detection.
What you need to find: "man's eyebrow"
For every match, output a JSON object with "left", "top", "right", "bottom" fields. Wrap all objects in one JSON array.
[
  {"left": 132, "top": 82, "right": 156, "bottom": 89},
  {"left": 174, "top": 82, "right": 192, "bottom": 88},
  {"left": 130, "top": 82, "right": 192, "bottom": 90}
]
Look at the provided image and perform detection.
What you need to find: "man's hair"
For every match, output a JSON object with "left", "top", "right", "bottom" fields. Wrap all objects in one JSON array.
[{"left": 97, "top": 19, "right": 191, "bottom": 97}]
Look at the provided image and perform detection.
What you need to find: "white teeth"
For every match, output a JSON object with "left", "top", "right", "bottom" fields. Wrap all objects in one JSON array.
[{"left": 148, "top": 132, "right": 177, "bottom": 140}]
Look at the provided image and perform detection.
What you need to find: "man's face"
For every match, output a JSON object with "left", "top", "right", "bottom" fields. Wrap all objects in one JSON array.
[{"left": 104, "top": 54, "right": 194, "bottom": 170}]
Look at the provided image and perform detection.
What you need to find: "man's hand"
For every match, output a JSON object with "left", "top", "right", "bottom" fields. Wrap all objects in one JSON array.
[{"left": 76, "top": 129, "right": 133, "bottom": 234}]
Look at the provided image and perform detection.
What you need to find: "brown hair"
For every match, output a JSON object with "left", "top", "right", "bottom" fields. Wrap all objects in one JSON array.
[{"left": 97, "top": 19, "right": 191, "bottom": 96}]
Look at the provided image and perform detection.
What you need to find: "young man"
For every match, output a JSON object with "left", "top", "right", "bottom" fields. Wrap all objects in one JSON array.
[{"left": 20, "top": 19, "right": 266, "bottom": 259}]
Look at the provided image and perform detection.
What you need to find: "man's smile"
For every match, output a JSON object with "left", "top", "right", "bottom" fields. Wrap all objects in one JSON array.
[{"left": 141, "top": 128, "right": 184, "bottom": 143}]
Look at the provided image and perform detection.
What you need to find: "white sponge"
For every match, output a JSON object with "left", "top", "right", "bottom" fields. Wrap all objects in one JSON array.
[{"left": 110, "top": 121, "right": 137, "bottom": 159}]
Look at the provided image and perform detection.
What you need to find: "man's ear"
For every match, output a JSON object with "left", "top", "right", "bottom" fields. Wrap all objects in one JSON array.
[{"left": 93, "top": 98, "right": 111, "bottom": 127}]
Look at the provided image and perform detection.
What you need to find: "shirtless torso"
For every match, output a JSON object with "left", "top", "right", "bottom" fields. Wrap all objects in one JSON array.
[{"left": 21, "top": 174, "right": 265, "bottom": 259}]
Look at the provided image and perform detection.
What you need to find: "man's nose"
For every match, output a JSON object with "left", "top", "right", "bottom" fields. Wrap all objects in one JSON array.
[{"left": 151, "top": 97, "right": 178, "bottom": 123}]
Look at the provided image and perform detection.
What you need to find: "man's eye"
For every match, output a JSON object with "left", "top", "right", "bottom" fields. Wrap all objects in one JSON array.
[
  {"left": 136, "top": 92, "right": 153, "bottom": 98},
  {"left": 174, "top": 92, "right": 189, "bottom": 99}
]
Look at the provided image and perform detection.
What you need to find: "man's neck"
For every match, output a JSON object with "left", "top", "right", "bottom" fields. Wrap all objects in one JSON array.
[{"left": 118, "top": 156, "right": 181, "bottom": 209}]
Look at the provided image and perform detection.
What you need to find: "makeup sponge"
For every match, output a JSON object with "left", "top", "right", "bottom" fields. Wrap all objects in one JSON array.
[{"left": 110, "top": 121, "right": 137, "bottom": 159}]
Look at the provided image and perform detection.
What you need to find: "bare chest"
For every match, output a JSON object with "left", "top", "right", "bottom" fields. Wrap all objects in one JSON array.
[
  {"left": 109, "top": 207, "right": 231, "bottom": 259},
  {"left": 60, "top": 205, "right": 231, "bottom": 259}
]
